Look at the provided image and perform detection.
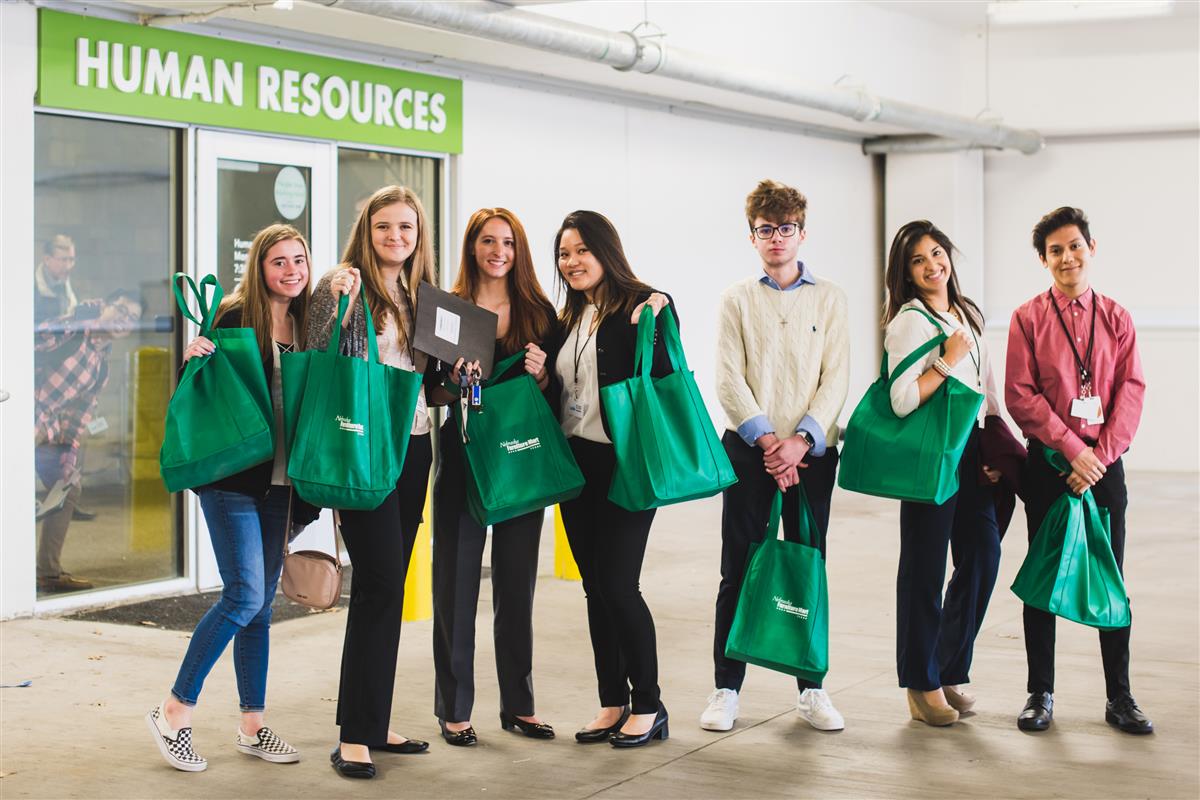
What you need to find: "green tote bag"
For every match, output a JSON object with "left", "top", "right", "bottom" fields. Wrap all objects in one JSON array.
[
  {"left": 160, "top": 274, "right": 275, "bottom": 493},
  {"left": 1011, "top": 448, "right": 1131, "bottom": 630},
  {"left": 452, "top": 350, "right": 585, "bottom": 526},
  {"left": 838, "top": 308, "right": 983, "bottom": 504},
  {"left": 725, "top": 487, "right": 829, "bottom": 684},
  {"left": 601, "top": 305, "right": 737, "bottom": 512},
  {"left": 281, "top": 291, "right": 422, "bottom": 510}
]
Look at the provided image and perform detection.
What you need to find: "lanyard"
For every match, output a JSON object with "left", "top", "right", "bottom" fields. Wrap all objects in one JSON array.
[
  {"left": 572, "top": 308, "right": 598, "bottom": 398},
  {"left": 1049, "top": 289, "right": 1096, "bottom": 393}
]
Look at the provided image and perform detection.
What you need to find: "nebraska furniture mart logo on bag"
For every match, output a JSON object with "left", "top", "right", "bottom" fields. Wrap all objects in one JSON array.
[
  {"left": 773, "top": 596, "right": 810, "bottom": 621},
  {"left": 500, "top": 438, "right": 541, "bottom": 454},
  {"left": 336, "top": 415, "right": 364, "bottom": 437}
]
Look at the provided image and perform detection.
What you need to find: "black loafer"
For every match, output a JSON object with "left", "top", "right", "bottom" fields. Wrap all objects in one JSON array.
[
  {"left": 610, "top": 703, "right": 669, "bottom": 748},
  {"left": 1017, "top": 692, "right": 1054, "bottom": 732},
  {"left": 575, "top": 706, "right": 630, "bottom": 743},
  {"left": 1106, "top": 695, "right": 1154, "bottom": 735},
  {"left": 330, "top": 746, "right": 375, "bottom": 779},
  {"left": 439, "top": 720, "right": 478, "bottom": 747},
  {"left": 500, "top": 711, "right": 555, "bottom": 739},
  {"left": 371, "top": 738, "right": 430, "bottom": 754}
]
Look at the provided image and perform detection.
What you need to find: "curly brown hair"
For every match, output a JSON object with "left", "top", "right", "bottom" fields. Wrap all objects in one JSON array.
[{"left": 745, "top": 179, "right": 808, "bottom": 230}]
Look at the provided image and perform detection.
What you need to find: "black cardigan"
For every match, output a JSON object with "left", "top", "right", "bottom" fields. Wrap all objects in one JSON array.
[{"left": 543, "top": 291, "right": 677, "bottom": 441}]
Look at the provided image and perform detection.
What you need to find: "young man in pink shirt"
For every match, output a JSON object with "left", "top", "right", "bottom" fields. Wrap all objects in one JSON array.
[{"left": 1005, "top": 207, "right": 1152, "bottom": 735}]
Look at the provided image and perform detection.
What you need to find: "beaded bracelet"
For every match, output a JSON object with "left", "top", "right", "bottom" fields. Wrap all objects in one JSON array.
[{"left": 932, "top": 358, "right": 952, "bottom": 378}]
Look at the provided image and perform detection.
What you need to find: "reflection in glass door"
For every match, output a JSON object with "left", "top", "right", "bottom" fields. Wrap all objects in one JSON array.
[{"left": 195, "top": 131, "right": 333, "bottom": 588}]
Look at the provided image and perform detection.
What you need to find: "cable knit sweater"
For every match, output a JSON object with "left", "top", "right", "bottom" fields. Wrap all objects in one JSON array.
[{"left": 715, "top": 275, "right": 851, "bottom": 445}]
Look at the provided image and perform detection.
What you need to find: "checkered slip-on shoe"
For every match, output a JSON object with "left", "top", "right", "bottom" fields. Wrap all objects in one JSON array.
[
  {"left": 235, "top": 726, "right": 300, "bottom": 763},
  {"left": 145, "top": 703, "right": 207, "bottom": 772}
]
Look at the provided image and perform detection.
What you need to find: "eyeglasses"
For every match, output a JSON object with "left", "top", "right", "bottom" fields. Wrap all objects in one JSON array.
[{"left": 751, "top": 222, "right": 802, "bottom": 240}]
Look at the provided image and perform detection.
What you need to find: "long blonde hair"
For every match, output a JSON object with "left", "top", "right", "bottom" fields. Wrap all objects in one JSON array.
[
  {"left": 339, "top": 185, "right": 434, "bottom": 352},
  {"left": 215, "top": 223, "right": 311, "bottom": 359}
]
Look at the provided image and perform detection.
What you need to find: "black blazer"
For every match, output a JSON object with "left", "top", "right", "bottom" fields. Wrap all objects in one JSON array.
[{"left": 543, "top": 291, "right": 678, "bottom": 441}]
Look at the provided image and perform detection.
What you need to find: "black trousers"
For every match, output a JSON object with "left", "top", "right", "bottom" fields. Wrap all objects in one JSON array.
[
  {"left": 896, "top": 430, "right": 1001, "bottom": 690},
  {"left": 713, "top": 430, "right": 838, "bottom": 692},
  {"left": 1022, "top": 440, "right": 1131, "bottom": 700},
  {"left": 432, "top": 422, "right": 542, "bottom": 723},
  {"left": 335, "top": 433, "right": 432, "bottom": 745},
  {"left": 559, "top": 437, "right": 660, "bottom": 714}
]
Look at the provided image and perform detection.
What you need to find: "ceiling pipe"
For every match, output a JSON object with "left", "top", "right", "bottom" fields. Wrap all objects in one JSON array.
[
  {"left": 334, "top": 0, "right": 1044, "bottom": 154},
  {"left": 862, "top": 135, "right": 999, "bottom": 155}
]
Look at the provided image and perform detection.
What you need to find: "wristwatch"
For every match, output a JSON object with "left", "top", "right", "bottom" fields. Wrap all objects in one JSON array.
[{"left": 798, "top": 429, "right": 815, "bottom": 448}]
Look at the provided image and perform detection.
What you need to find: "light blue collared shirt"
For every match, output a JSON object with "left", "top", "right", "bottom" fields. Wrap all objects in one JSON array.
[{"left": 735, "top": 261, "right": 827, "bottom": 455}]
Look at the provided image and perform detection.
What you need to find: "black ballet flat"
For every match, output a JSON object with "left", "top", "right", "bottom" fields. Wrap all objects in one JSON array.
[
  {"left": 439, "top": 720, "right": 478, "bottom": 747},
  {"left": 330, "top": 745, "right": 376, "bottom": 779},
  {"left": 574, "top": 706, "right": 630, "bottom": 743},
  {"left": 500, "top": 710, "right": 555, "bottom": 739},
  {"left": 610, "top": 703, "right": 669, "bottom": 748},
  {"left": 371, "top": 738, "right": 430, "bottom": 754}
]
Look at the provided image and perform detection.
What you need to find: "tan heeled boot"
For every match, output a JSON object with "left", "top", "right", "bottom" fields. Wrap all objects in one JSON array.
[
  {"left": 942, "top": 684, "right": 976, "bottom": 713},
  {"left": 906, "top": 689, "right": 959, "bottom": 726}
]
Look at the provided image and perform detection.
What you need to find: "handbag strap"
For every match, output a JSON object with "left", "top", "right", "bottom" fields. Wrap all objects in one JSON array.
[
  {"left": 282, "top": 488, "right": 341, "bottom": 559},
  {"left": 328, "top": 287, "right": 380, "bottom": 364},
  {"left": 884, "top": 307, "right": 948, "bottom": 386},
  {"left": 173, "top": 273, "right": 223, "bottom": 339}
]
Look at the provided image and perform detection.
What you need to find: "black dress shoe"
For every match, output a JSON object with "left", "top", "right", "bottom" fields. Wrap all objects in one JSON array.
[
  {"left": 500, "top": 711, "right": 555, "bottom": 739},
  {"left": 1106, "top": 695, "right": 1154, "bottom": 735},
  {"left": 610, "top": 703, "right": 669, "bottom": 748},
  {"left": 72, "top": 507, "right": 97, "bottom": 521},
  {"left": 330, "top": 746, "right": 375, "bottom": 779},
  {"left": 371, "top": 738, "right": 430, "bottom": 754},
  {"left": 575, "top": 706, "right": 630, "bottom": 743},
  {"left": 1017, "top": 692, "right": 1054, "bottom": 732},
  {"left": 439, "top": 720, "right": 478, "bottom": 747}
]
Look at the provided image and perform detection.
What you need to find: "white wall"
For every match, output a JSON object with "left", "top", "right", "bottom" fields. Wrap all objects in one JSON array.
[
  {"left": 0, "top": 2, "right": 38, "bottom": 620},
  {"left": 456, "top": 80, "right": 882, "bottom": 433}
]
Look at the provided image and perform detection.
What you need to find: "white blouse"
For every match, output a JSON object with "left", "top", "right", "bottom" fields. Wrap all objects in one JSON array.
[
  {"left": 556, "top": 304, "right": 609, "bottom": 444},
  {"left": 377, "top": 284, "right": 431, "bottom": 437},
  {"left": 884, "top": 299, "right": 1000, "bottom": 425}
]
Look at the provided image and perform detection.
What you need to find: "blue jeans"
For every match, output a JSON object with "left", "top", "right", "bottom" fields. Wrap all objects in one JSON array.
[{"left": 172, "top": 486, "right": 289, "bottom": 711}]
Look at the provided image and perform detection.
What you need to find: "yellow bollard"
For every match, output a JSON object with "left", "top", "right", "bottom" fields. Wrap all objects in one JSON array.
[
  {"left": 553, "top": 504, "right": 581, "bottom": 581},
  {"left": 129, "top": 347, "right": 171, "bottom": 553},
  {"left": 402, "top": 483, "right": 433, "bottom": 621}
]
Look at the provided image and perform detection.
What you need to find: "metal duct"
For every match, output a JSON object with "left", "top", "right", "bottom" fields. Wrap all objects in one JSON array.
[{"left": 335, "top": 0, "right": 1044, "bottom": 154}]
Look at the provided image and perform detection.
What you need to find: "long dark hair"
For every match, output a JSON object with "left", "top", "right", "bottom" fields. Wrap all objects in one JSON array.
[
  {"left": 452, "top": 208, "right": 556, "bottom": 352},
  {"left": 553, "top": 210, "right": 654, "bottom": 333},
  {"left": 883, "top": 220, "right": 983, "bottom": 335}
]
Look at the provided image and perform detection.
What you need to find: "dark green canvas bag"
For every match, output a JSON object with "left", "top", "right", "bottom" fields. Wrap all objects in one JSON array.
[
  {"left": 725, "top": 487, "right": 829, "bottom": 684},
  {"left": 453, "top": 350, "right": 584, "bottom": 526},
  {"left": 601, "top": 306, "right": 737, "bottom": 511},
  {"left": 838, "top": 307, "right": 983, "bottom": 504},
  {"left": 282, "top": 291, "right": 422, "bottom": 510},
  {"left": 160, "top": 274, "right": 274, "bottom": 492},
  {"left": 1011, "top": 448, "right": 1131, "bottom": 630}
]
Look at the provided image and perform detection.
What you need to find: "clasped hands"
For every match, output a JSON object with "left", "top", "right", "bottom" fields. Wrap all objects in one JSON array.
[
  {"left": 1062, "top": 446, "right": 1106, "bottom": 495},
  {"left": 756, "top": 432, "right": 810, "bottom": 492}
]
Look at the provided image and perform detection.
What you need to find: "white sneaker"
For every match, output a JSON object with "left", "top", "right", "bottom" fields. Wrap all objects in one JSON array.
[
  {"left": 235, "top": 726, "right": 300, "bottom": 763},
  {"left": 700, "top": 688, "right": 739, "bottom": 731},
  {"left": 797, "top": 688, "right": 844, "bottom": 731}
]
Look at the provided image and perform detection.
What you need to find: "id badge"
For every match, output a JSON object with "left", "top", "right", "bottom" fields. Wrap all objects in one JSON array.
[
  {"left": 1070, "top": 395, "right": 1104, "bottom": 425},
  {"left": 567, "top": 399, "right": 588, "bottom": 420}
]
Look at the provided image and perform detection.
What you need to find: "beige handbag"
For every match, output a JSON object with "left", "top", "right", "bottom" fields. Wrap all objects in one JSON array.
[{"left": 280, "top": 500, "right": 343, "bottom": 610}]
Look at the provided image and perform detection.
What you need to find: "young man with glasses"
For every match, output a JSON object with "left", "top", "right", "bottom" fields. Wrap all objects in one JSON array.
[
  {"left": 702, "top": 179, "right": 850, "bottom": 732},
  {"left": 1006, "top": 206, "right": 1152, "bottom": 735}
]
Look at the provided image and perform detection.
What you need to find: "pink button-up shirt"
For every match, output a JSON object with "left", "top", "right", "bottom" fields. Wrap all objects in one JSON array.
[{"left": 1005, "top": 287, "right": 1145, "bottom": 466}]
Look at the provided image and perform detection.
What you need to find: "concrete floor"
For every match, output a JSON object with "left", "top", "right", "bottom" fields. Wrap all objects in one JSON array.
[{"left": 2, "top": 472, "right": 1197, "bottom": 799}]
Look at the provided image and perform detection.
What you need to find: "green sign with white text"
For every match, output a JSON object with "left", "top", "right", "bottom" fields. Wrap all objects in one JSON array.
[{"left": 38, "top": 9, "right": 463, "bottom": 153}]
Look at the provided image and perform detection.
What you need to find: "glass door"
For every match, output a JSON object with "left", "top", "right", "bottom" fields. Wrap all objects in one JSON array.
[{"left": 193, "top": 131, "right": 335, "bottom": 589}]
